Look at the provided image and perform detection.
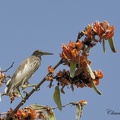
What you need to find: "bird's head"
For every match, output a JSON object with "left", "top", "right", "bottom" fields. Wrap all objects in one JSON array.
[{"left": 32, "top": 50, "right": 53, "bottom": 57}]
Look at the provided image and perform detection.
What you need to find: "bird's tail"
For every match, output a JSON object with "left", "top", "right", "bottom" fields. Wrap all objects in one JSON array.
[
  {"left": 0, "top": 78, "right": 12, "bottom": 101},
  {"left": 4, "top": 78, "right": 12, "bottom": 95}
]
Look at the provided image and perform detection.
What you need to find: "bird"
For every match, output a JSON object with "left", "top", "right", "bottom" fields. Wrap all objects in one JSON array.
[{"left": 4, "top": 50, "right": 53, "bottom": 99}]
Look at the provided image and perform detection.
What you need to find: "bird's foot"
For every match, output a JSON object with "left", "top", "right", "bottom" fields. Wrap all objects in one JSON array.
[
  {"left": 23, "top": 90, "right": 29, "bottom": 97},
  {"left": 32, "top": 85, "right": 40, "bottom": 91}
]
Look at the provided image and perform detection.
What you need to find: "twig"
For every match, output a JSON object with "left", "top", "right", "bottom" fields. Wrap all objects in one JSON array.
[
  {"left": 52, "top": 103, "right": 71, "bottom": 110},
  {"left": 1, "top": 62, "right": 14, "bottom": 73},
  {"left": 52, "top": 102, "right": 80, "bottom": 110},
  {"left": 6, "top": 59, "right": 63, "bottom": 120},
  {"left": 76, "top": 31, "right": 84, "bottom": 41}
]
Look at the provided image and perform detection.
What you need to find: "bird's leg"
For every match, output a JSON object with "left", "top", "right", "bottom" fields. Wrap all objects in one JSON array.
[
  {"left": 26, "top": 84, "right": 37, "bottom": 88},
  {"left": 17, "top": 88, "right": 24, "bottom": 99},
  {"left": 21, "top": 80, "right": 39, "bottom": 91},
  {"left": 21, "top": 83, "right": 37, "bottom": 90},
  {"left": 27, "top": 84, "right": 40, "bottom": 91}
]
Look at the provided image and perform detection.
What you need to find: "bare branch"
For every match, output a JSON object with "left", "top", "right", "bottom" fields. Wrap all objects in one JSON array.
[{"left": 1, "top": 62, "right": 14, "bottom": 73}]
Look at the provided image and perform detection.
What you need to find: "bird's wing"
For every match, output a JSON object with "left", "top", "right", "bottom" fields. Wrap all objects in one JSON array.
[{"left": 6, "top": 56, "right": 40, "bottom": 94}]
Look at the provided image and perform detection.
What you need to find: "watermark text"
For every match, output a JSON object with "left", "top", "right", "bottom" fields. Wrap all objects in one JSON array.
[{"left": 106, "top": 109, "right": 120, "bottom": 115}]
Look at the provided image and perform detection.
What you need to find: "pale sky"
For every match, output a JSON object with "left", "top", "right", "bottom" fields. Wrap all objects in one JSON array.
[{"left": 0, "top": 1, "right": 120, "bottom": 120}]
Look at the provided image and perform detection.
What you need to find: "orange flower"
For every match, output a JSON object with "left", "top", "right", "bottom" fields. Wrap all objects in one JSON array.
[
  {"left": 60, "top": 40, "right": 83, "bottom": 63},
  {"left": 93, "top": 79, "right": 100, "bottom": 86},
  {"left": 93, "top": 21, "right": 114, "bottom": 40},
  {"left": 71, "top": 48, "right": 78, "bottom": 57},
  {"left": 79, "top": 55, "right": 88, "bottom": 68},
  {"left": 79, "top": 100, "right": 87, "bottom": 106},
  {"left": 46, "top": 75, "right": 53, "bottom": 81},
  {"left": 87, "top": 80, "right": 99, "bottom": 88},
  {"left": 47, "top": 109, "right": 54, "bottom": 116},
  {"left": 75, "top": 82, "right": 85, "bottom": 88},
  {"left": 0, "top": 72, "right": 5, "bottom": 87},
  {"left": 83, "top": 24, "right": 94, "bottom": 39},
  {"left": 61, "top": 78, "right": 69, "bottom": 86},
  {"left": 0, "top": 72, "right": 5, "bottom": 78},
  {"left": 38, "top": 112, "right": 46, "bottom": 119},
  {"left": 27, "top": 107, "right": 37, "bottom": 119},
  {"left": 56, "top": 70, "right": 64, "bottom": 77},
  {"left": 56, "top": 69, "right": 69, "bottom": 78},
  {"left": 87, "top": 83, "right": 92, "bottom": 88},
  {"left": 56, "top": 70, "right": 69, "bottom": 86},
  {"left": 15, "top": 109, "right": 23, "bottom": 118},
  {"left": 94, "top": 69, "right": 104, "bottom": 79},
  {"left": 21, "top": 108, "right": 29, "bottom": 118},
  {"left": 61, "top": 86, "right": 65, "bottom": 94},
  {"left": 48, "top": 65, "right": 54, "bottom": 74},
  {"left": 87, "top": 70, "right": 103, "bottom": 88}
]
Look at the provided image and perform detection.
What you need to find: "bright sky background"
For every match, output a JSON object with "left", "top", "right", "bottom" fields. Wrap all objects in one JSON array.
[{"left": 0, "top": 1, "right": 120, "bottom": 120}]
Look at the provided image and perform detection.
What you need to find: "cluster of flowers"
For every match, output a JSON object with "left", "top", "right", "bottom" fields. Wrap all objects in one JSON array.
[
  {"left": 46, "top": 21, "right": 114, "bottom": 93},
  {"left": 0, "top": 72, "right": 19, "bottom": 102},
  {"left": 0, "top": 106, "right": 54, "bottom": 120},
  {"left": 84, "top": 20, "right": 114, "bottom": 41},
  {"left": 55, "top": 69, "right": 103, "bottom": 90}
]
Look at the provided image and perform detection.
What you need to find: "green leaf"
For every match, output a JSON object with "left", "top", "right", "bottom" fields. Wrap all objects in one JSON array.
[
  {"left": 86, "top": 63, "right": 95, "bottom": 79},
  {"left": 29, "top": 104, "right": 46, "bottom": 112},
  {"left": 108, "top": 38, "right": 117, "bottom": 53},
  {"left": 91, "top": 81, "right": 102, "bottom": 95},
  {"left": 102, "top": 39, "right": 106, "bottom": 53},
  {"left": 47, "top": 112, "right": 56, "bottom": 120},
  {"left": 70, "top": 61, "right": 76, "bottom": 78},
  {"left": 53, "top": 86, "right": 62, "bottom": 111},
  {"left": 75, "top": 104, "right": 82, "bottom": 120}
]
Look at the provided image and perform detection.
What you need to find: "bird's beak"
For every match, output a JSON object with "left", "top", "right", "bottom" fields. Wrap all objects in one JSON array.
[{"left": 42, "top": 51, "right": 53, "bottom": 55}]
